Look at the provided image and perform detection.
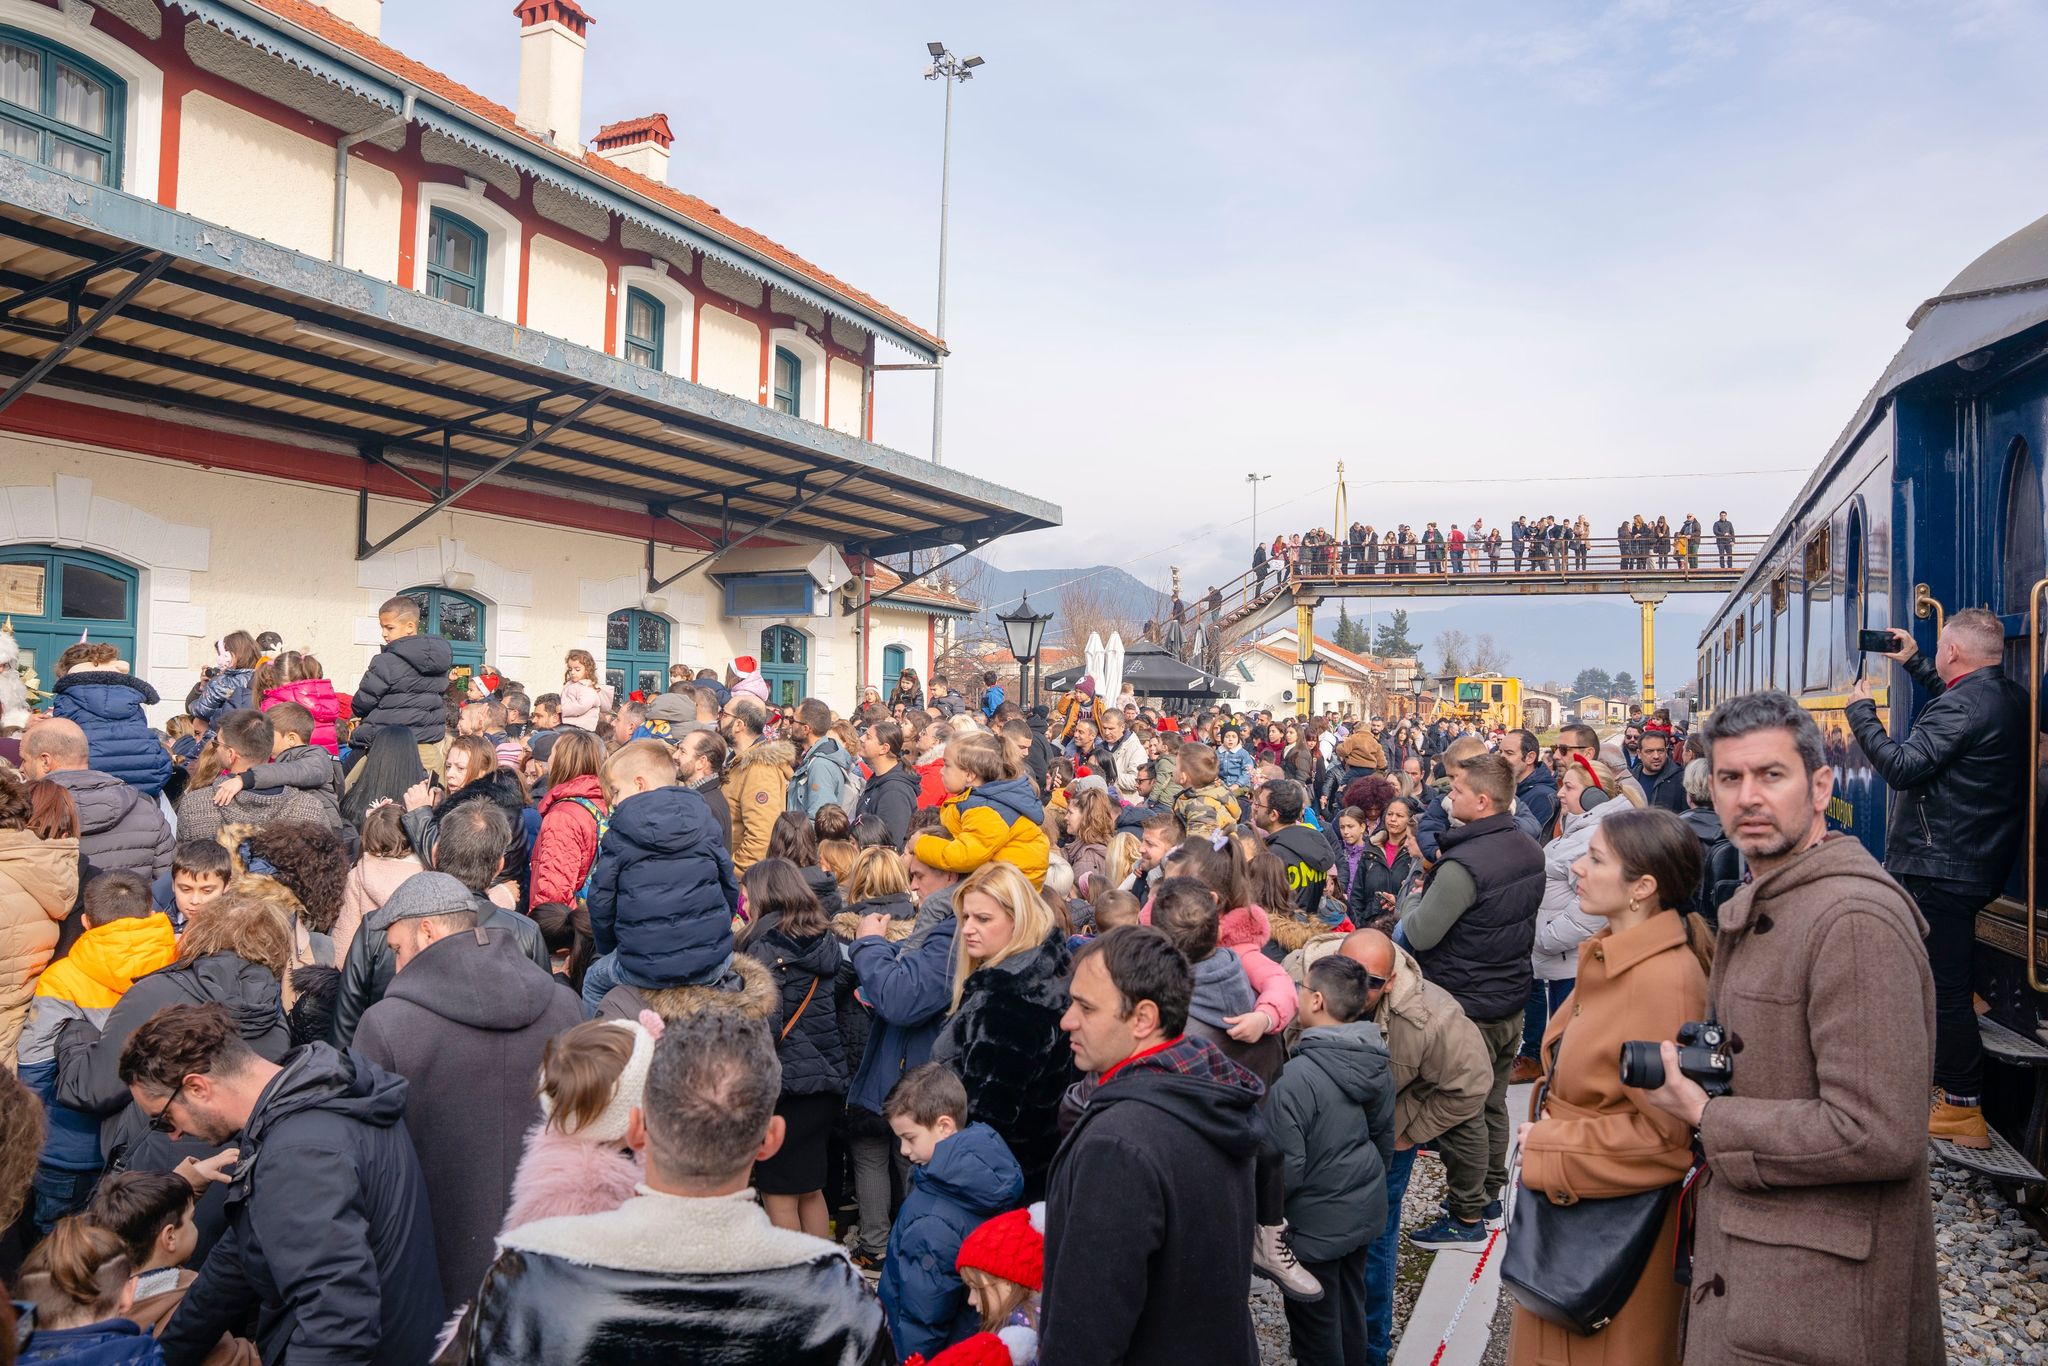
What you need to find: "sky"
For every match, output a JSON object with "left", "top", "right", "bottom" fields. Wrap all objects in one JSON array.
[{"left": 389, "top": 0, "right": 2048, "bottom": 609}]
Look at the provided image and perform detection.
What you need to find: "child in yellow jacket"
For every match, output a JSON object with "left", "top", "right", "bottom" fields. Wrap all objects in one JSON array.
[{"left": 913, "top": 733, "right": 1050, "bottom": 888}]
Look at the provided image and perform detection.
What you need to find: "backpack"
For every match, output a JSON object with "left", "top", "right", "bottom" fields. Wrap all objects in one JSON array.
[
  {"left": 1689, "top": 833, "right": 1743, "bottom": 929},
  {"left": 563, "top": 795, "right": 610, "bottom": 911}
]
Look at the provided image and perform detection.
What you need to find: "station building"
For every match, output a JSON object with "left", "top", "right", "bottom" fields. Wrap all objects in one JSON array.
[{"left": 0, "top": 0, "right": 1053, "bottom": 715}]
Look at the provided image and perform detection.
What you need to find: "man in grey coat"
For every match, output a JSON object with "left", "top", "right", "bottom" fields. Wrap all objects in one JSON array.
[
  {"left": 351, "top": 871, "right": 583, "bottom": 1307},
  {"left": 172, "top": 710, "right": 347, "bottom": 846},
  {"left": 786, "top": 697, "right": 856, "bottom": 817},
  {"left": 21, "top": 717, "right": 173, "bottom": 882}
]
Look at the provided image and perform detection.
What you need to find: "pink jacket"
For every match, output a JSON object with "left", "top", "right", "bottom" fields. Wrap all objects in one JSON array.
[
  {"left": 334, "top": 854, "right": 423, "bottom": 961},
  {"left": 1219, "top": 905, "right": 1298, "bottom": 1031},
  {"left": 558, "top": 679, "right": 612, "bottom": 731},
  {"left": 731, "top": 673, "right": 770, "bottom": 703},
  {"left": 261, "top": 678, "right": 343, "bottom": 755}
]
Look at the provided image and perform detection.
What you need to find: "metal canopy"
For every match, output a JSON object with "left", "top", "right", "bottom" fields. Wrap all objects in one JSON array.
[{"left": 0, "top": 158, "right": 1060, "bottom": 562}]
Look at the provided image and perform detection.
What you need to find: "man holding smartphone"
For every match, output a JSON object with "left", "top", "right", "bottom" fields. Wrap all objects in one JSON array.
[{"left": 1846, "top": 608, "right": 2030, "bottom": 1148}]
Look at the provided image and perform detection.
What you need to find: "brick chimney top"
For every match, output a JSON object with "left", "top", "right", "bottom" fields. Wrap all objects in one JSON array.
[
  {"left": 513, "top": 0, "right": 593, "bottom": 38},
  {"left": 593, "top": 114, "right": 673, "bottom": 151}
]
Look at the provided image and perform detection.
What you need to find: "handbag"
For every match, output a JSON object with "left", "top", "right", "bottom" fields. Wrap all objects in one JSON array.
[{"left": 1499, "top": 1038, "right": 1680, "bottom": 1335}]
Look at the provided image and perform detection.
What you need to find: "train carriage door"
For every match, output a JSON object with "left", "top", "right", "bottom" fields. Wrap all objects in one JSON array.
[
  {"left": 2002, "top": 436, "right": 2045, "bottom": 623},
  {"left": 2000, "top": 433, "right": 2048, "bottom": 991}
]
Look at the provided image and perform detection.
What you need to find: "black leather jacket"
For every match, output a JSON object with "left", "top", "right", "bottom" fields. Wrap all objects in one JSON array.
[
  {"left": 331, "top": 892, "right": 549, "bottom": 1047},
  {"left": 1847, "top": 656, "right": 2030, "bottom": 892}
]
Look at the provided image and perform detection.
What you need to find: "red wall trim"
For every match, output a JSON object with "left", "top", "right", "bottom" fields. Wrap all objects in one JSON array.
[{"left": 0, "top": 392, "right": 822, "bottom": 554}]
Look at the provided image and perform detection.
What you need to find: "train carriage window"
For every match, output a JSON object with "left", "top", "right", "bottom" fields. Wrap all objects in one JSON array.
[
  {"left": 1802, "top": 530, "right": 1831, "bottom": 691},
  {"left": 2001, "top": 437, "right": 2044, "bottom": 614},
  {"left": 1842, "top": 504, "right": 1866, "bottom": 662}
]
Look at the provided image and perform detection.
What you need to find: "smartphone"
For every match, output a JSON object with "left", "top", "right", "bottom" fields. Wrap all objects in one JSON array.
[{"left": 1857, "top": 629, "right": 1899, "bottom": 654}]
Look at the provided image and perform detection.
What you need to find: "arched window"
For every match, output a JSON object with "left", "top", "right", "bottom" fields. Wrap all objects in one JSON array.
[
  {"left": 623, "top": 287, "right": 663, "bottom": 369},
  {"left": 426, "top": 209, "right": 487, "bottom": 311},
  {"left": 760, "top": 625, "right": 807, "bottom": 708},
  {"left": 401, "top": 586, "right": 485, "bottom": 680},
  {"left": 2002, "top": 436, "right": 2044, "bottom": 614},
  {"left": 0, "top": 29, "right": 123, "bottom": 184},
  {"left": 0, "top": 546, "right": 136, "bottom": 680},
  {"left": 771, "top": 346, "right": 802, "bottom": 416},
  {"left": 606, "top": 608, "right": 671, "bottom": 699}
]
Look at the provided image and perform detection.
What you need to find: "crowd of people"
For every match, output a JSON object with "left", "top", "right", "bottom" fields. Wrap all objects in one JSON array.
[
  {"left": 1248, "top": 512, "right": 1742, "bottom": 590},
  {"left": 0, "top": 595, "right": 1975, "bottom": 1366}
]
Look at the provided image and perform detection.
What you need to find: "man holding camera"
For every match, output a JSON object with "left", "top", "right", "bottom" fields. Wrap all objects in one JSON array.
[
  {"left": 1637, "top": 691, "right": 1940, "bottom": 1366},
  {"left": 1846, "top": 608, "right": 2029, "bottom": 1148}
]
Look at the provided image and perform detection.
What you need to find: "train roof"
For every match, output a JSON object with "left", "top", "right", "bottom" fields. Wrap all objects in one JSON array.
[{"left": 1703, "top": 209, "right": 2048, "bottom": 641}]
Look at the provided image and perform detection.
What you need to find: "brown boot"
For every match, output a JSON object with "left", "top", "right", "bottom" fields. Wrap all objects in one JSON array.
[
  {"left": 1508, "top": 1056, "right": 1544, "bottom": 1085},
  {"left": 1929, "top": 1097, "right": 1992, "bottom": 1150}
]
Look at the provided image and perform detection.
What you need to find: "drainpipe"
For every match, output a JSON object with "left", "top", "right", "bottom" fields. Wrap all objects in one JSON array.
[{"left": 334, "top": 90, "right": 416, "bottom": 265}]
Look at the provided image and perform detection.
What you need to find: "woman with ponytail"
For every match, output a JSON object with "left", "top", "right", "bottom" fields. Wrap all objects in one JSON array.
[
  {"left": 15, "top": 1216, "right": 161, "bottom": 1364},
  {"left": 1505, "top": 806, "right": 1711, "bottom": 1366}
]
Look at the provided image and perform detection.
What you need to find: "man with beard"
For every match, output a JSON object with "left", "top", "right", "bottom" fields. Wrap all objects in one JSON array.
[
  {"left": 1637, "top": 690, "right": 1941, "bottom": 1366},
  {"left": 120, "top": 1002, "right": 442, "bottom": 1365}
]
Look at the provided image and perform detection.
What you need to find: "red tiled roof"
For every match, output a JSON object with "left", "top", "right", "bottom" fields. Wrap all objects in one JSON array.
[
  {"left": 235, "top": 0, "right": 942, "bottom": 351},
  {"left": 1248, "top": 640, "right": 1375, "bottom": 681},
  {"left": 1253, "top": 630, "right": 1388, "bottom": 675},
  {"left": 593, "top": 112, "right": 672, "bottom": 149},
  {"left": 865, "top": 562, "right": 977, "bottom": 610}
]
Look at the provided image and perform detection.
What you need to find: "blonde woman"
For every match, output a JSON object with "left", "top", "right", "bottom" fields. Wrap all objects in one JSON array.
[
  {"left": 929, "top": 861, "right": 1077, "bottom": 1202},
  {"left": 1104, "top": 830, "right": 1142, "bottom": 893}
]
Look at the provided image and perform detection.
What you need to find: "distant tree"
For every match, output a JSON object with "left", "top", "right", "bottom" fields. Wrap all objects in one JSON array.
[
  {"left": 1571, "top": 667, "right": 1613, "bottom": 699},
  {"left": 1333, "top": 604, "right": 1363, "bottom": 653},
  {"left": 1374, "top": 609, "right": 1418, "bottom": 658},
  {"left": 1433, "top": 629, "right": 1471, "bottom": 678},
  {"left": 1612, "top": 671, "right": 1638, "bottom": 699},
  {"left": 1469, "top": 633, "right": 1511, "bottom": 673}
]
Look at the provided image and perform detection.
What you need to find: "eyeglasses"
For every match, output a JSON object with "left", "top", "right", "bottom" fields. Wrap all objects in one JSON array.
[{"left": 145, "top": 1082, "right": 184, "bottom": 1134}]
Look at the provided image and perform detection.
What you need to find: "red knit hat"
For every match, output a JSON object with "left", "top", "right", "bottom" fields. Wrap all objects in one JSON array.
[
  {"left": 911, "top": 1326, "right": 1039, "bottom": 1366},
  {"left": 956, "top": 1203, "right": 1044, "bottom": 1291}
]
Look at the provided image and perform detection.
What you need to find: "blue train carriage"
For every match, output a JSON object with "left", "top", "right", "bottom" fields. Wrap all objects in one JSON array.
[{"left": 1699, "top": 207, "right": 2048, "bottom": 1084}]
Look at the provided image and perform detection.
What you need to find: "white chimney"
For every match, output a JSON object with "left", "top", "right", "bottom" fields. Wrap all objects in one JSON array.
[
  {"left": 318, "top": 0, "right": 382, "bottom": 37},
  {"left": 592, "top": 113, "right": 672, "bottom": 184},
  {"left": 514, "top": 0, "right": 593, "bottom": 154}
]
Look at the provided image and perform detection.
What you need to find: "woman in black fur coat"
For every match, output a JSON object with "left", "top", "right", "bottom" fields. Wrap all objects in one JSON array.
[{"left": 931, "top": 861, "right": 1077, "bottom": 1202}]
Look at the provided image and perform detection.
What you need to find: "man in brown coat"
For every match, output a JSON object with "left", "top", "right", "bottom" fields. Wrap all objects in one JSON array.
[
  {"left": 718, "top": 697, "right": 791, "bottom": 877},
  {"left": 1639, "top": 690, "right": 1942, "bottom": 1366}
]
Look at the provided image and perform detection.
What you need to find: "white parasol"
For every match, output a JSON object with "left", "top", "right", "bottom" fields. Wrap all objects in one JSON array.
[
  {"left": 1103, "top": 631, "right": 1126, "bottom": 701},
  {"left": 1084, "top": 632, "right": 1105, "bottom": 697}
]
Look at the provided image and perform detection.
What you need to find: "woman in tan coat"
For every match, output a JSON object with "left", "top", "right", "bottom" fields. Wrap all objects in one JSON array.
[
  {"left": 1507, "top": 807, "right": 1713, "bottom": 1366},
  {"left": 0, "top": 768, "right": 82, "bottom": 1064}
]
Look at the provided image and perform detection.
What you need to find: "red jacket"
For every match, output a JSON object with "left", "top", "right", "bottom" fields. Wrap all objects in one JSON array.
[
  {"left": 261, "top": 678, "right": 343, "bottom": 756},
  {"left": 917, "top": 759, "right": 950, "bottom": 809},
  {"left": 531, "top": 774, "right": 607, "bottom": 907}
]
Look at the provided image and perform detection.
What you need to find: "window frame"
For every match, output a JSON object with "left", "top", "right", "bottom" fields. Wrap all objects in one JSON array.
[
  {"left": 604, "top": 607, "right": 672, "bottom": 700},
  {"left": 722, "top": 572, "right": 814, "bottom": 617},
  {"left": 0, "top": 26, "right": 124, "bottom": 186},
  {"left": 0, "top": 544, "right": 139, "bottom": 680},
  {"left": 623, "top": 286, "right": 664, "bottom": 370},
  {"left": 425, "top": 208, "right": 488, "bottom": 313},
  {"left": 399, "top": 585, "right": 486, "bottom": 680},
  {"left": 771, "top": 345, "right": 802, "bottom": 416}
]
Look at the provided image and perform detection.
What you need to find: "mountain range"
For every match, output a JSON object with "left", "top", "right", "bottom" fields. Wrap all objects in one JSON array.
[{"left": 947, "top": 556, "right": 1722, "bottom": 694}]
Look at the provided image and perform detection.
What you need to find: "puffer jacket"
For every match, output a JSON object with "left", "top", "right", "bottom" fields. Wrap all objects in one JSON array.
[
  {"left": 401, "top": 771, "right": 534, "bottom": 909},
  {"left": 0, "top": 829, "right": 80, "bottom": 1063},
  {"left": 190, "top": 665, "right": 254, "bottom": 722},
  {"left": 931, "top": 926, "right": 1077, "bottom": 1201},
  {"left": 1531, "top": 797, "right": 1629, "bottom": 981},
  {"left": 1349, "top": 834, "right": 1415, "bottom": 930},
  {"left": 261, "top": 677, "right": 343, "bottom": 755},
  {"left": 529, "top": 774, "right": 607, "bottom": 908},
  {"left": 723, "top": 740, "right": 794, "bottom": 876},
  {"left": 855, "top": 763, "right": 920, "bottom": 848},
  {"left": 1215, "top": 905, "right": 1298, "bottom": 1030},
  {"left": 1336, "top": 728, "right": 1387, "bottom": 773},
  {"left": 742, "top": 926, "right": 846, "bottom": 1095},
  {"left": 914, "top": 778, "right": 1051, "bottom": 888},
  {"left": 350, "top": 634, "right": 454, "bottom": 745},
  {"left": 557, "top": 678, "right": 611, "bottom": 731},
  {"left": 49, "top": 768, "right": 172, "bottom": 883},
  {"left": 52, "top": 671, "right": 173, "bottom": 796},
  {"left": 1269, "top": 1020, "right": 1396, "bottom": 1261},
  {"left": 789, "top": 736, "right": 857, "bottom": 818},
  {"left": 17, "top": 910, "right": 177, "bottom": 1171},
  {"left": 1847, "top": 655, "right": 2031, "bottom": 891},
  {"left": 847, "top": 904, "right": 957, "bottom": 1114},
  {"left": 588, "top": 786, "right": 739, "bottom": 988},
  {"left": 877, "top": 1121, "right": 1024, "bottom": 1361}
]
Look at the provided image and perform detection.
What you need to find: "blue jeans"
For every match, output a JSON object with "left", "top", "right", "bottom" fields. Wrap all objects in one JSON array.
[
  {"left": 1365, "top": 1145, "right": 1416, "bottom": 1366},
  {"left": 1519, "top": 977, "right": 1574, "bottom": 1060},
  {"left": 580, "top": 950, "right": 621, "bottom": 1016},
  {"left": 33, "top": 1163, "right": 100, "bottom": 1234}
]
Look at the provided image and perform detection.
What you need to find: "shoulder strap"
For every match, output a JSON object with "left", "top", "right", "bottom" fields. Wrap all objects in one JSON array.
[{"left": 779, "top": 972, "right": 820, "bottom": 1041}]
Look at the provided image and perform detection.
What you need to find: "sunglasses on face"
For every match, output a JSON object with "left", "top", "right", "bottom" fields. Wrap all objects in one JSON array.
[{"left": 146, "top": 1082, "right": 185, "bottom": 1134}]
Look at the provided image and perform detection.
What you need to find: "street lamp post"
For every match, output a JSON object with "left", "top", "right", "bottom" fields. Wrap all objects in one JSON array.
[
  {"left": 1295, "top": 654, "right": 1325, "bottom": 720},
  {"left": 1246, "top": 472, "right": 1270, "bottom": 546},
  {"left": 998, "top": 593, "right": 1053, "bottom": 707},
  {"left": 924, "top": 42, "right": 984, "bottom": 468}
]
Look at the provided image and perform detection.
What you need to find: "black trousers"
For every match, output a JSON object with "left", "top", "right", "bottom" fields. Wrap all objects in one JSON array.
[
  {"left": 1284, "top": 1244, "right": 1370, "bottom": 1366},
  {"left": 1902, "top": 875, "right": 1986, "bottom": 1097}
]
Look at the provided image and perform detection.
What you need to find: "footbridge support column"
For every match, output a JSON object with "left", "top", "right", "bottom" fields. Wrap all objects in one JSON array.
[
  {"left": 1631, "top": 591, "right": 1667, "bottom": 716},
  {"left": 1296, "top": 597, "right": 1316, "bottom": 719}
]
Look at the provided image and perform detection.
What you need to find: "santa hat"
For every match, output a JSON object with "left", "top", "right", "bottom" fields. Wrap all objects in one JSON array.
[
  {"left": 910, "top": 1326, "right": 1039, "bottom": 1366},
  {"left": 733, "top": 654, "right": 759, "bottom": 675},
  {"left": 957, "top": 1202, "right": 1045, "bottom": 1291}
]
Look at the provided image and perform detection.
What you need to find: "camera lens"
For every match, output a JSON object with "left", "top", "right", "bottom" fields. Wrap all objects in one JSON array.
[{"left": 1618, "top": 1041, "right": 1666, "bottom": 1090}]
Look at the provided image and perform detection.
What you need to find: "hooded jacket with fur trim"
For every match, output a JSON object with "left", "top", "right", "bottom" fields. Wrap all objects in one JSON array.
[
  {"left": 456, "top": 1188, "right": 890, "bottom": 1365},
  {"left": 723, "top": 739, "right": 794, "bottom": 876},
  {"left": 52, "top": 670, "right": 173, "bottom": 796}
]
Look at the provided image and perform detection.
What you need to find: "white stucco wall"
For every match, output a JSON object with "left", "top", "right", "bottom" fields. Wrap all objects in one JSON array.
[
  {"left": 865, "top": 611, "right": 929, "bottom": 691},
  {"left": 178, "top": 91, "right": 334, "bottom": 259},
  {"left": 828, "top": 357, "right": 863, "bottom": 436},
  {"left": 524, "top": 235, "right": 607, "bottom": 351},
  {"left": 341, "top": 157, "right": 402, "bottom": 281},
  {"left": 697, "top": 307, "right": 760, "bottom": 401},
  {"left": 1, "top": 437, "right": 872, "bottom": 722}
]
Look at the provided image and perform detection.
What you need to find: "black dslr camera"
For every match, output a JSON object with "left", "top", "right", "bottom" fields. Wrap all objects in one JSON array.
[{"left": 1619, "top": 1021, "right": 1733, "bottom": 1098}]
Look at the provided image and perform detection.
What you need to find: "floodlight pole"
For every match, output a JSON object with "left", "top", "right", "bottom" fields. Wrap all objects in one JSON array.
[{"left": 926, "top": 45, "right": 983, "bottom": 467}]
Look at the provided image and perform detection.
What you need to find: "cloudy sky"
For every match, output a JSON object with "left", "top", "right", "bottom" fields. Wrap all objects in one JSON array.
[{"left": 391, "top": 0, "right": 2048, "bottom": 602}]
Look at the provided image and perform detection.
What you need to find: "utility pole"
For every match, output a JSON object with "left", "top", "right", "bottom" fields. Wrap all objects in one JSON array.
[{"left": 925, "top": 42, "right": 984, "bottom": 466}]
